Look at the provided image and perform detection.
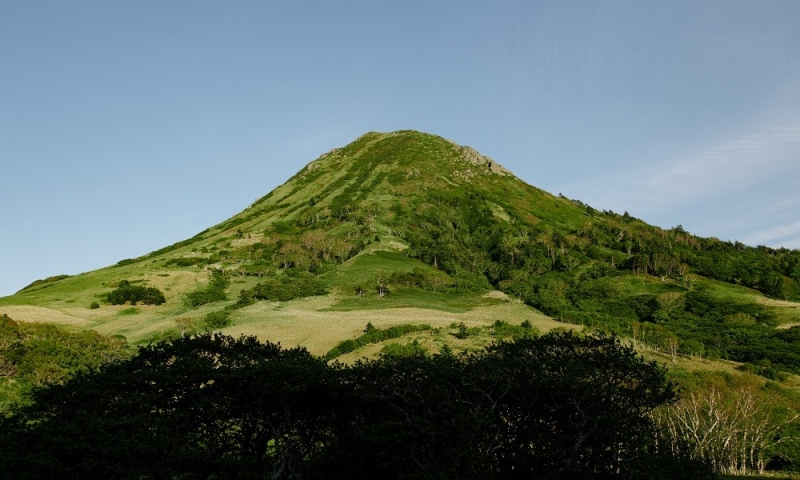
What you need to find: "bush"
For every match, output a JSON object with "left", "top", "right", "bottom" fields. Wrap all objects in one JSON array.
[
  {"left": 107, "top": 281, "right": 166, "bottom": 306},
  {"left": 204, "top": 311, "right": 231, "bottom": 330},
  {"left": 324, "top": 323, "right": 433, "bottom": 360},
  {"left": 238, "top": 272, "right": 326, "bottom": 304},
  {"left": 453, "top": 322, "right": 469, "bottom": 339},
  {"left": 185, "top": 270, "right": 229, "bottom": 307},
  {"left": 89, "top": 302, "right": 100, "bottom": 309},
  {"left": 164, "top": 257, "right": 209, "bottom": 267},
  {"left": 492, "top": 319, "right": 539, "bottom": 339}
]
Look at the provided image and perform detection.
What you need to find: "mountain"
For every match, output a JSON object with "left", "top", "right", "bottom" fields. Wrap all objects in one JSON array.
[{"left": 2, "top": 130, "right": 800, "bottom": 370}]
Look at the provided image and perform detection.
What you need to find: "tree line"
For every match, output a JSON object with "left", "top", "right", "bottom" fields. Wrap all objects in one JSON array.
[{"left": 0, "top": 331, "right": 713, "bottom": 479}]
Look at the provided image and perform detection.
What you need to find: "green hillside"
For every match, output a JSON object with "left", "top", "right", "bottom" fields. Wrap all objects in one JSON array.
[
  {"left": 3, "top": 130, "right": 800, "bottom": 475},
  {"left": 2, "top": 130, "right": 798, "bottom": 368}
]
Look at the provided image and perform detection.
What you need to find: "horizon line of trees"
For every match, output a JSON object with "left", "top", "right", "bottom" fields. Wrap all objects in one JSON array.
[{"left": 0, "top": 331, "right": 717, "bottom": 479}]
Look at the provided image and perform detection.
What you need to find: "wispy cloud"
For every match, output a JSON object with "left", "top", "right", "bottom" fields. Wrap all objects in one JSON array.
[
  {"left": 575, "top": 122, "right": 800, "bottom": 216},
  {"left": 566, "top": 122, "right": 800, "bottom": 249},
  {"left": 740, "top": 219, "right": 800, "bottom": 249}
]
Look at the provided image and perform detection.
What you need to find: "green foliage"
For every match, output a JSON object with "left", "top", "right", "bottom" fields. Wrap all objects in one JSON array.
[
  {"left": 324, "top": 323, "right": 433, "bottom": 360},
  {"left": 16, "top": 275, "right": 71, "bottom": 293},
  {"left": 379, "top": 340, "right": 428, "bottom": 357},
  {"left": 89, "top": 301, "right": 100, "bottom": 309},
  {"left": 203, "top": 310, "right": 231, "bottom": 330},
  {"left": 388, "top": 267, "right": 452, "bottom": 292},
  {"left": 737, "top": 360, "right": 788, "bottom": 381},
  {"left": 453, "top": 321, "right": 470, "bottom": 339},
  {"left": 655, "top": 369, "right": 800, "bottom": 475},
  {"left": 237, "top": 271, "right": 326, "bottom": 305},
  {"left": 0, "top": 332, "right": 699, "bottom": 478},
  {"left": 0, "top": 315, "right": 129, "bottom": 411},
  {"left": 185, "top": 270, "right": 229, "bottom": 307},
  {"left": 3, "top": 130, "right": 800, "bottom": 461},
  {"left": 140, "top": 236, "right": 204, "bottom": 261},
  {"left": 107, "top": 280, "right": 166, "bottom": 306},
  {"left": 164, "top": 256, "right": 209, "bottom": 267},
  {"left": 492, "top": 319, "right": 539, "bottom": 339}
]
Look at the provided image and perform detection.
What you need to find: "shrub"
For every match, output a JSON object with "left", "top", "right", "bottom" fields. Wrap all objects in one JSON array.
[
  {"left": 185, "top": 270, "right": 229, "bottom": 307},
  {"left": 238, "top": 272, "right": 326, "bottom": 304},
  {"left": 492, "top": 320, "right": 539, "bottom": 339},
  {"left": 324, "top": 323, "right": 433, "bottom": 360},
  {"left": 453, "top": 322, "right": 469, "bottom": 339},
  {"left": 107, "top": 281, "right": 166, "bottom": 306},
  {"left": 204, "top": 311, "right": 231, "bottom": 330}
]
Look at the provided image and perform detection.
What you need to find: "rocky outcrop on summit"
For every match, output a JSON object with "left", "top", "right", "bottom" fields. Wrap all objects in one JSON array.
[{"left": 450, "top": 142, "right": 511, "bottom": 176}]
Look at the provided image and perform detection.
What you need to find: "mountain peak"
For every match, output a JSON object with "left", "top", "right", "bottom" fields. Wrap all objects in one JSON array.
[
  {"left": 3, "top": 128, "right": 799, "bottom": 388},
  {"left": 303, "top": 130, "right": 511, "bottom": 180}
]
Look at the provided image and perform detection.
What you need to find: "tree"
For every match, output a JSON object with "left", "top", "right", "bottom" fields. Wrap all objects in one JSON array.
[
  {"left": 375, "top": 276, "right": 389, "bottom": 297},
  {"left": 203, "top": 310, "right": 231, "bottom": 330},
  {"left": 174, "top": 317, "right": 196, "bottom": 335},
  {"left": 185, "top": 270, "right": 229, "bottom": 307},
  {"left": 0, "top": 332, "right": 705, "bottom": 479},
  {"left": 0, "top": 334, "right": 338, "bottom": 479},
  {"left": 474, "top": 332, "right": 677, "bottom": 478},
  {"left": 328, "top": 332, "right": 685, "bottom": 479},
  {"left": 655, "top": 291, "right": 684, "bottom": 322},
  {"left": 107, "top": 281, "right": 166, "bottom": 306},
  {"left": 655, "top": 386, "right": 799, "bottom": 475}
]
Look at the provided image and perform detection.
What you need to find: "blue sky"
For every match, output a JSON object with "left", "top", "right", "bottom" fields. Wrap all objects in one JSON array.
[{"left": 2, "top": 1, "right": 799, "bottom": 297}]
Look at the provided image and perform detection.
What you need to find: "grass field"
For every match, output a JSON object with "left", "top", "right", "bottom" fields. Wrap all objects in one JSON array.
[{"left": 215, "top": 293, "right": 564, "bottom": 356}]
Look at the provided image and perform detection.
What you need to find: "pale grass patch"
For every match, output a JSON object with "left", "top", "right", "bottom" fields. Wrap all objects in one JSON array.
[
  {"left": 756, "top": 297, "right": 800, "bottom": 329},
  {"left": 0, "top": 306, "right": 95, "bottom": 328},
  {"left": 230, "top": 234, "right": 264, "bottom": 247},
  {"left": 140, "top": 270, "right": 205, "bottom": 300},
  {"left": 756, "top": 297, "right": 800, "bottom": 308},
  {"left": 91, "top": 311, "right": 177, "bottom": 338},
  {"left": 482, "top": 290, "right": 510, "bottom": 301},
  {"left": 638, "top": 344, "right": 800, "bottom": 390},
  {"left": 224, "top": 295, "right": 572, "bottom": 355},
  {"left": 379, "top": 239, "right": 408, "bottom": 251}
]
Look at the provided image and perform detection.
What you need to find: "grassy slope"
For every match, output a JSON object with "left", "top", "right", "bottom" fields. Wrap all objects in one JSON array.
[
  {"left": 1, "top": 130, "right": 798, "bottom": 382},
  {"left": 0, "top": 131, "right": 556, "bottom": 343}
]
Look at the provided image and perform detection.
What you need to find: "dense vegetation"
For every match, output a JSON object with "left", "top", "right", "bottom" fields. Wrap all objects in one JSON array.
[
  {"left": 185, "top": 269, "right": 230, "bottom": 307},
  {"left": 378, "top": 177, "right": 800, "bottom": 375},
  {"left": 654, "top": 371, "right": 800, "bottom": 476},
  {"left": 107, "top": 280, "right": 166, "bottom": 306},
  {"left": 3, "top": 130, "right": 800, "bottom": 476},
  {"left": 0, "top": 315, "right": 129, "bottom": 411},
  {"left": 161, "top": 131, "right": 798, "bottom": 378},
  {"left": 236, "top": 271, "right": 327, "bottom": 305},
  {"left": 0, "top": 331, "right": 714, "bottom": 479},
  {"left": 323, "top": 322, "right": 433, "bottom": 360}
]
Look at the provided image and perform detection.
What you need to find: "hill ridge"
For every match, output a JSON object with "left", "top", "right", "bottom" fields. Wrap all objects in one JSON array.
[{"left": 1, "top": 129, "right": 799, "bottom": 381}]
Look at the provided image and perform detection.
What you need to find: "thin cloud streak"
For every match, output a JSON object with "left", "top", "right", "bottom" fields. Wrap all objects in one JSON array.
[
  {"left": 638, "top": 123, "right": 800, "bottom": 212},
  {"left": 741, "top": 220, "right": 800, "bottom": 250},
  {"left": 574, "top": 123, "right": 800, "bottom": 217}
]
